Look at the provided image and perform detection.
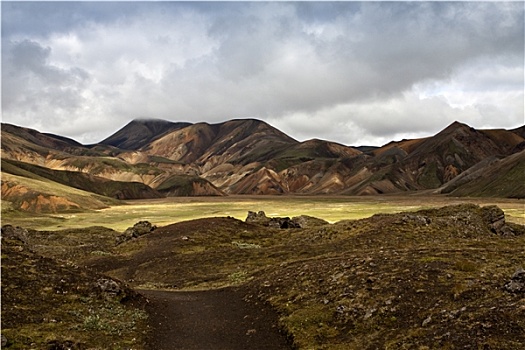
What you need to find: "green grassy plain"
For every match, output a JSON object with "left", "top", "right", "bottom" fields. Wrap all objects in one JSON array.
[{"left": 3, "top": 195, "right": 524, "bottom": 231}]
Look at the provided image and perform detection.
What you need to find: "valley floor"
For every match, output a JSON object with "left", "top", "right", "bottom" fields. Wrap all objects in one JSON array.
[{"left": 3, "top": 194, "right": 524, "bottom": 231}]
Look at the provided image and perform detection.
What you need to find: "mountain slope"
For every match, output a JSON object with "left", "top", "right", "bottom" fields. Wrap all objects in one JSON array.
[
  {"left": 1, "top": 124, "right": 100, "bottom": 166},
  {"left": 438, "top": 150, "right": 525, "bottom": 198},
  {"left": 352, "top": 121, "right": 525, "bottom": 194},
  {"left": 155, "top": 174, "right": 225, "bottom": 197},
  {"left": 142, "top": 119, "right": 298, "bottom": 166},
  {"left": 2, "top": 119, "right": 524, "bottom": 203},
  {"left": 205, "top": 119, "right": 298, "bottom": 165},
  {"left": 510, "top": 125, "right": 525, "bottom": 139},
  {"left": 1, "top": 171, "right": 117, "bottom": 213},
  {"left": 269, "top": 139, "right": 362, "bottom": 172},
  {"left": 2, "top": 159, "right": 162, "bottom": 200},
  {"left": 1, "top": 123, "right": 85, "bottom": 152},
  {"left": 143, "top": 122, "right": 219, "bottom": 163}
]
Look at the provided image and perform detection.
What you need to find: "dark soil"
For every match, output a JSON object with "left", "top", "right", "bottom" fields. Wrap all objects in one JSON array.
[{"left": 140, "top": 288, "right": 293, "bottom": 350}]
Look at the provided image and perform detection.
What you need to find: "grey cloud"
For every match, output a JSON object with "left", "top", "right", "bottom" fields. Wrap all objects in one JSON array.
[
  {"left": 2, "top": 39, "right": 90, "bottom": 130},
  {"left": 1, "top": 2, "right": 523, "bottom": 145},
  {"left": 294, "top": 2, "right": 360, "bottom": 22},
  {"left": 194, "top": 2, "right": 524, "bottom": 116},
  {"left": 341, "top": 2, "right": 523, "bottom": 97},
  {"left": 1, "top": 2, "right": 148, "bottom": 38}
]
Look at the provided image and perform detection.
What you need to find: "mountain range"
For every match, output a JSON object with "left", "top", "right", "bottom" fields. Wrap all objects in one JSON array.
[{"left": 2, "top": 118, "right": 524, "bottom": 212}]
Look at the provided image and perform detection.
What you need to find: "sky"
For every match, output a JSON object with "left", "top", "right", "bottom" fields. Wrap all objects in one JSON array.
[{"left": 2, "top": 1, "right": 524, "bottom": 147}]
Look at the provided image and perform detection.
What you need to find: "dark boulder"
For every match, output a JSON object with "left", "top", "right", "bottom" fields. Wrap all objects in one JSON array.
[
  {"left": 481, "top": 206, "right": 506, "bottom": 234},
  {"left": 504, "top": 268, "right": 525, "bottom": 293},
  {"left": 274, "top": 217, "right": 301, "bottom": 229},
  {"left": 1, "top": 225, "right": 29, "bottom": 244},
  {"left": 480, "top": 205, "right": 520, "bottom": 236},
  {"left": 116, "top": 220, "right": 156, "bottom": 245},
  {"left": 246, "top": 211, "right": 269, "bottom": 223},
  {"left": 246, "top": 211, "right": 301, "bottom": 229},
  {"left": 95, "top": 278, "right": 121, "bottom": 295}
]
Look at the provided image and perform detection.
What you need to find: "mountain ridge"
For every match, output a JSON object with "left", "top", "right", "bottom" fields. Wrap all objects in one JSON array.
[{"left": 2, "top": 118, "right": 524, "bottom": 212}]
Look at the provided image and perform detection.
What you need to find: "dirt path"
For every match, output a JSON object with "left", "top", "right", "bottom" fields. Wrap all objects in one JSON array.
[{"left": 140, "top": 288, "right": 293, "bottom": 350}]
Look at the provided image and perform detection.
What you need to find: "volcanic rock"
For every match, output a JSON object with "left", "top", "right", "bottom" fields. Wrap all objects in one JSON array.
[
  {"left": 481, "top": 205, "right": 517, "bottom": 235},
  {"left": 116, "top": 221, "right": 156, "bottom": 245},
  {"left": 1, "top": 225, "right": 29, "bottom": 244},
  {"left": 95, "top": 278, "right": 121, "bottom": 295},
  {"left": 246, "top": 211, "right": 301, "bottom": 229},
  {"left": 504, "top": 268, "right": 525, "bottom": 293}
]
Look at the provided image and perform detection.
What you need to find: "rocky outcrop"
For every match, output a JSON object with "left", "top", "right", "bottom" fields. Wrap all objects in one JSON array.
[
  {"left": 246, "top": 211, "right": 301, "bottom": 229},
  {"left": 504, "top": 268, "right": 525, "bottom": 293},
  {"left": 116, "top": 221, "right": 156, "bottom": 245},
  {"left": 412, "top": 204, "right": 525, "bottom": 238},
  {"left": 1, "top": 225, "right": 29, "bottom": 244},
  {"left": 481, "top": 206, "right": 506, "bottom": 233},
  {"left": 481, "top": 205, "right": 517, "bottom": 236},
  {"left": 246, "top": 210, "right": 269, "bottom": 223},
  {"left": 291, "top": 215, "right": 329, "bottom": 228}
]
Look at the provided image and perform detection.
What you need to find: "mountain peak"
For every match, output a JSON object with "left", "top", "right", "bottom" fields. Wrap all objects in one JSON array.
[
  {"left": 100, "top": 119, "right": 192, "bottom": 150},
  {"left": 441, "top": 120, "right": 472, "bottom": 133}
]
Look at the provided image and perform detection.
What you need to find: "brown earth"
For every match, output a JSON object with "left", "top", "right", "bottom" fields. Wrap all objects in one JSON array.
[{"left": 141, "top": 288, "right": 293, "bottom": 350}]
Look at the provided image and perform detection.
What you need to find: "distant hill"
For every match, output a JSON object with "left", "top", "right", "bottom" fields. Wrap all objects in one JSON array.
[
  {"left": 1, "top": 169, "right": 117, "bottom": 213},
  {"left": 2, "top": 159, "right": 162, "bottom": 200},
  {"left": 2, "top": 119, "right": 524, "bottom": 212},
  {"left": 352, "top": 121, "right": 522, "bottom": 195}
]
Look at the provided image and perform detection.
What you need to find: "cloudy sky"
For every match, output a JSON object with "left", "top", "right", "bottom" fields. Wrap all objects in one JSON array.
[{"left": 2, "top": 1, "right": 524, "bottom": 146}]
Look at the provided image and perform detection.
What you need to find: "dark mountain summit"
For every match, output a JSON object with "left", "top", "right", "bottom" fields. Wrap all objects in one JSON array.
[{"left": 100, "top": 119, "right": 192, "bottom": 150}]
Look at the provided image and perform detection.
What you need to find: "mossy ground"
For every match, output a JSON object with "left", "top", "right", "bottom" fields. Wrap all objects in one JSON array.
[
  {"left": 248, "top": 208, "right": 525, "bottom": 349},
  {"left": 1, "top": 235, "right": 148, "bottom": 349},
  {"left": 3, "top": 202, "right": 524, "bottom": 349}
]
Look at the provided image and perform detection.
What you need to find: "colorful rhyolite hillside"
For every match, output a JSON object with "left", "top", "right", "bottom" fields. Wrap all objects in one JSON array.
[{"left": 1, "top": 119, "right": 524, "bottom": 212}]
